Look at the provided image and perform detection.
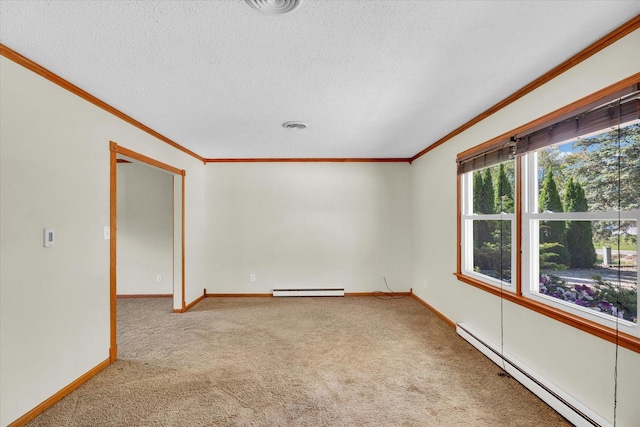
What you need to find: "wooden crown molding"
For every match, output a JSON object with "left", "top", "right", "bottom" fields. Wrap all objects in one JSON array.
[
  {"left": 0, "top": 43, "right": 206, "bottom": 164},
  {"left": 0, "top": 42, "right": 409, "bottom": 165},
  {"left": 410, "top": 14, "right": 640, "bottom": 163},
  {"left": 206, "top": 158, "right": 411, "bottom": 163},
  {"left": 457, "top": 73, "right": 640, "bottom": 162},
  {"left": 3, "top": 14, "right": 638, "bottom": 165}
]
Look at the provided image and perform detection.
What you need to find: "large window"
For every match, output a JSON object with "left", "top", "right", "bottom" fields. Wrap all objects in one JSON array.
[
  {"left": 523, "top": 125, "right": 638, "bottom": 327},
  {"left": 457, "top": 81, "right": 639, "bottom": 347},
  {"left": 461, "top": 161, "right": 516, "bottom": 288}
]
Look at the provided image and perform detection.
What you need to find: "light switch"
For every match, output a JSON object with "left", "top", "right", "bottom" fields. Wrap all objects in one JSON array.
[
  {"left": 104, "top": 226, "right": 110, "bottom": 240},
  {"left": 43, "top": 228, "right": 55, "bottom": 248}
]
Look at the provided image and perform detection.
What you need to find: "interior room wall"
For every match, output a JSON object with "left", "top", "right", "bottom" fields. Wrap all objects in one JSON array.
[
  {"left": 117, "top": 162, "right": 173, "bottom": 295},
  {"left": 410, "top": 29, "right": 640, "bottom": 425},
  {"left": 204, "top": 162, "right": 412, "bottom": 294},
  {"left": 0, "top": 56, "right": 206, "bottom": 426},
  {"left": 1, "top": 23, "right": 638, "bottom": 427}
]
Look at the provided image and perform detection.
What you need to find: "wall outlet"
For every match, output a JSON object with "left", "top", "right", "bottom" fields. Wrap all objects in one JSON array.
[
  {"left": 156, "top": 274, "right": 162, "bottom": 283},
  {"left": 250, "top": 274, "right": 256, "bottom": 282}
]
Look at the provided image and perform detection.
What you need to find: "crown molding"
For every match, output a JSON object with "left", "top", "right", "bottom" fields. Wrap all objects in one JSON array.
[
  {"left": 0, "top": 43, "right": 206, "bottom": 164},
  {"left": 410, "top": 14, "right": 640, "bottom": 163},
  {"left": 206, "top": 157, "right": 411, "bottom": 163}
]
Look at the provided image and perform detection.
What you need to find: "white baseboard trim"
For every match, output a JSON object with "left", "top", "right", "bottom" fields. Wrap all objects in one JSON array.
[
  {"left": 456, "top": 323, "right": 610, "bottom": 427},
  {"left": 273, "top": 288, "right": 345, "bottom": 297}
]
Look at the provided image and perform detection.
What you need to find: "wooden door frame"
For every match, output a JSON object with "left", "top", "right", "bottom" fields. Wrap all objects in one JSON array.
[{"left": 109, "top": 141, "right": 186, "bottom": 362}]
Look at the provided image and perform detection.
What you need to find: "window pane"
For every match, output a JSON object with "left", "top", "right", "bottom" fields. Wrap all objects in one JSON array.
[
  {"left": 472, "top": 219, "right": 512, "bottom": 283},
  {"left": 538, "top": 220, "right": 637, "bottom": 323},
  {"left": 536, "top": 123, "right": 639, "bottom": 214},
  {"left": 472, "top": 161, "right": 515, "bottom": 214}
]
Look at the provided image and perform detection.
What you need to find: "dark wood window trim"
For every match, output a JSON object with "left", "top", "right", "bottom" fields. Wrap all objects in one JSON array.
[{"left": 455, "top": 74, "right": 640, "bottom": 354}]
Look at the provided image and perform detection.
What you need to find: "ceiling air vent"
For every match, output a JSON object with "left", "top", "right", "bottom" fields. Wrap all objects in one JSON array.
[
  {"left": 282, "top": 121, "right": 307, "bottom": 130},
  {"left": 245, "top": 0, "right": 301, "bottom": 15}
]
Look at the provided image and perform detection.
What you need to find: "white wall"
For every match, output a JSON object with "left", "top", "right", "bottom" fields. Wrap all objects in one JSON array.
[
  {"left": 205, "top": 162, "right": 412, "bottom": 293},
  {"left": 410, "top": 29, "right": 640, "bottom": 425},
  {"left": 2, "top": 25, "right": 639, "bottom": 427},
  {"left": 117, "top": 162, "right": 173, "bottom": 295},
  {"left": 0, "top": 56, "right": 206, "bottom": 426}
]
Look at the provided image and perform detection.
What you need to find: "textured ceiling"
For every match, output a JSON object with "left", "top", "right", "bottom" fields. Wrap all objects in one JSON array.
[{"left": 1, "top": 1, "right": 639, "bottom": 159}]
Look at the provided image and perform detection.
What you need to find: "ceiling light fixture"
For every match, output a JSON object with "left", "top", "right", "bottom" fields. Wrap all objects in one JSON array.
[
  {"left": 282, "top": 121, "right": 307, "bottom": 130},
  {"left": 245, "top": 0, "right": 301, "bottom": 15}
]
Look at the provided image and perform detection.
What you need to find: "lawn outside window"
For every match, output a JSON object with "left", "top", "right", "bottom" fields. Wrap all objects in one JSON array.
[{"left": 456, "top": 80, "right": 640, "bottom": 348}]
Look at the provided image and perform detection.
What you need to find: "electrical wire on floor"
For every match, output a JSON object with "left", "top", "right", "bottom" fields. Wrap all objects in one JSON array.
[{"left": 373, "top": 277, "right": 408, "bottom": 300}]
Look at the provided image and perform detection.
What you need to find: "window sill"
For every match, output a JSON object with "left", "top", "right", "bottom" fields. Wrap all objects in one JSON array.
[{"left": 454, "top": 272, "right": 640, "bottom": 353}]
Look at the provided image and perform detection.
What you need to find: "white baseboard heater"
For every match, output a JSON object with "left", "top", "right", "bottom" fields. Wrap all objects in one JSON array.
[
  {"left": 456, "top": 323, "right": 610, "bottom": 427},
  {"left": 273, "top": 288, "right": 345, "bottom": 297}
]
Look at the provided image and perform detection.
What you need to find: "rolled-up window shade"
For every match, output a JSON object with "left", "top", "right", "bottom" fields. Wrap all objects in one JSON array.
[
  {"left": 456, "top": 85, "right": 639, "bottom": 175},
  {"left": 515, "top": 92, "right": 639, "bottom": 155},
  {"left": 456, "top": 142, "right": 515, "bottom": 175}
]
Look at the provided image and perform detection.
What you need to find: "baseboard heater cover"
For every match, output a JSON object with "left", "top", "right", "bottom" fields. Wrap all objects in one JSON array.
[
  {"left": 273, "top": 288, "right": 345, "bottom": 297},
  {"left": 456, "top": 323, "right": 610, "bottom": 427}
]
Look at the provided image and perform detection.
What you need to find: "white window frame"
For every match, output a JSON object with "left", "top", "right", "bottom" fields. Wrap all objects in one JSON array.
[
  {"left": 460, "top": 166, "right": 517, "bottom": 291},
  {"left": 521, "top": 151, "right": 639, "bottom": 338}
]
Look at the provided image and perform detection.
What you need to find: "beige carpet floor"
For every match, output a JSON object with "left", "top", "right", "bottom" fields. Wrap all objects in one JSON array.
[{"left": 27, "top": 296, "right": 570, "bottom": 426}]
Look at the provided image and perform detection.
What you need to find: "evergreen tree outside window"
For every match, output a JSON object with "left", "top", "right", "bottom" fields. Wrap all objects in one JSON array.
[
  {"left": 525, "top": 126, "right": 638, "bottom": 325},
  {"left": 538, "top": 170, "right": 569, "bottom": 269},
  {"left": 564, "top": 178, "right": 597, "bottom": 268},
  {"left": 462, "top": 160, "right": 516, "bottom": 287}
]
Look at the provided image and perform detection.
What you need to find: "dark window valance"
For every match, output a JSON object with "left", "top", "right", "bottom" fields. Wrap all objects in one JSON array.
[
  {"left": 457, "top": 84, "right": 639, "bottom": 175},
  {"left": 515, "top": 95, "right": 639, "bottom": 155},
  {"left": 456, "top": 143, "right": 515, "bottom": 175}
]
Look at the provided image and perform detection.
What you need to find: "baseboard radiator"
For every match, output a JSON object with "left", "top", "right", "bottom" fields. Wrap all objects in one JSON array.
[
  {"left": 456, "top": 323, "right": 610, "bottom": 427},
  {"left": 273, "top": 288, "right": 344, "bottom": 297}
]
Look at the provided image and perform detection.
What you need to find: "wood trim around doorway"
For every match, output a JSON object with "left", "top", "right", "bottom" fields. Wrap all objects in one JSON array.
[{"left": 109, "top": 141, "right": 186, "bottom": 361}]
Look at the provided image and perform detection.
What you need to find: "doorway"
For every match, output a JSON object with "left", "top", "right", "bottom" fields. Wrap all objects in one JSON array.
[{"left": 109, "top": 141, "right": 185, "bottom": 362}]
